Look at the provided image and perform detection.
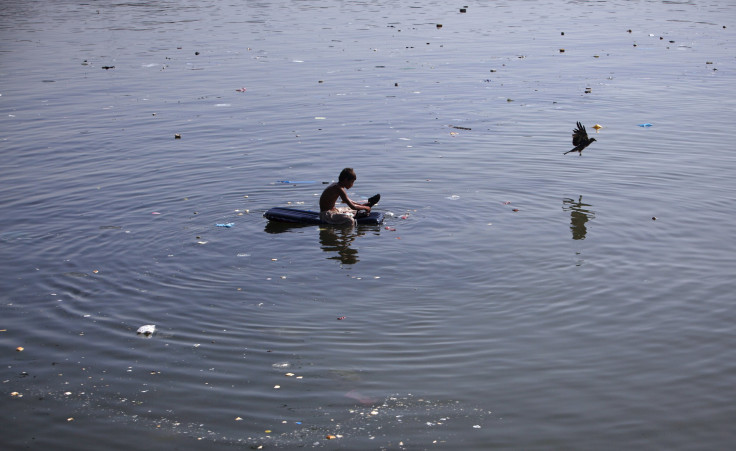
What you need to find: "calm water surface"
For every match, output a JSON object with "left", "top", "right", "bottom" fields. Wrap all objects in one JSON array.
[{"left": 2, "top": 0, "right": 736, "bottom": 449}]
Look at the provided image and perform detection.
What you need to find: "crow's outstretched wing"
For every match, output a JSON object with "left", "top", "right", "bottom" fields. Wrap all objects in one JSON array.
[{"left": 572, "top": 121, "right": 588, "bottom": 146}]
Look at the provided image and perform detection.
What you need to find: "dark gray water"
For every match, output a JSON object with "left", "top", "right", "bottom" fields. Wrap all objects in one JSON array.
[{"left": 2, "top": 0, "right": 735, "bottom": 449}]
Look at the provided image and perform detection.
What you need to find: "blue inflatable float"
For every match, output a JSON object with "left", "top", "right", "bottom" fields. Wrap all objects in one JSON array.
[{"left": 263, "top": 207, "right": 384, "bottom": 225}]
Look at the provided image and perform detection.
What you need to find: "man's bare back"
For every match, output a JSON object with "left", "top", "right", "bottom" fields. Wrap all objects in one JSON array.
[
  {"left": 319, "top": 183, "right": 347, "bottom": 211},
  {"left": 320, "top": 182, "right": 349, "bottom": 212}
]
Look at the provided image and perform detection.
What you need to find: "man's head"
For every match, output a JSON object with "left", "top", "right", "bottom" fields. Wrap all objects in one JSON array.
[{"left": 339, "top": 168, "right": 357, "bottom": 183}]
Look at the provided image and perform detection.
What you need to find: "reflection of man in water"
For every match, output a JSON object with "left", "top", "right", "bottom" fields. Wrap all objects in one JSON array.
[
  {"left": 319, "top": 226, "right": 361, "bottom": 265},
  {"left": 562, "top": 196, "right": 595, "bottom": 240}
]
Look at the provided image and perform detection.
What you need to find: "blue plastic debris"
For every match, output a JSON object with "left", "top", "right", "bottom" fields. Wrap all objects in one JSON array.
[
  {"left": 276, "top": 180, "right": 330, "bottom": 184},
  {"left": 638, "top": 123, "right": 653, "bottom": 127},
  {"left": 215, "top": 223, "right": 234, "bottom": 228}
]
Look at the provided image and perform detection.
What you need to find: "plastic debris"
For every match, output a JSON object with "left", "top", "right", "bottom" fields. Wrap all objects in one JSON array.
[
  {"left": 16, "top": 346, "right": 24, "bottom": 352},
  {"left": 235, "top": 87, "right": 246, "bottom": 92},
  {"left": 593, "top": 124, "right": 602, "bottom": 130},
  {"left": 337, "top": 316, "right": 346, "bottom": 320},
  {"left": 276, "top": 180, "right": 320, "bottom": 184},
  {"left": 638, "top": 123, "right": 653, "bottom": 127},
  {"left": 137, "top": 325, "right": 156, "bottom": 336},
  {"left": 215, "top": 223, "right": 234, "bottom": 228}
]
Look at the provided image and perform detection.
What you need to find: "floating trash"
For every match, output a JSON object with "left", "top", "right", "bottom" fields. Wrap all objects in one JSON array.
[
  {"left": 638, "top": 123, "right": 653, "bottom": 127},
  {"left": 137, "top": 325, "right": 156, "bottom": 336},
  {"left": 215, "top": 223, "right": 234, "bottom": 228}
]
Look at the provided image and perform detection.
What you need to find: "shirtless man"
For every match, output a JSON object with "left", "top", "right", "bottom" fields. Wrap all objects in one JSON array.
[{"left": 319, "top": 168, "right": 379, "bottom": 225}]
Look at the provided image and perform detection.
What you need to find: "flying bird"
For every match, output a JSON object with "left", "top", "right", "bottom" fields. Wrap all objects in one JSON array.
[{"left": 564, "top": 122, "right": 596, "bottom": 155}]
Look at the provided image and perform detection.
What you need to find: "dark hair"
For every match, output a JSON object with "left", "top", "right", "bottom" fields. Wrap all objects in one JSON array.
[{"left": 339, "top": 167, "right": 356, "bottom": 182}]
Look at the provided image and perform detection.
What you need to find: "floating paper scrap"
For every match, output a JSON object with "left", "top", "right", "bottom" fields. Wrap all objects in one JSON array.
[{"left": 137, "top": 325, "right": 156, "bottom": 336}]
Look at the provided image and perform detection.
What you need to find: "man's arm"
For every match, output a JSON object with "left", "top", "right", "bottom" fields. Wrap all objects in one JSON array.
[{"left": 339, "top": 188, "right": 371, "bottom": 212}]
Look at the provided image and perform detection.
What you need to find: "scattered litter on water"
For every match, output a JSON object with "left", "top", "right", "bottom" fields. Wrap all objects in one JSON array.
[
  {"left": 137, "top": 325, "right": 156, "bottom": 336},
  {"left": 215, "top": 223, "right": 234, "bottom": 228},
  {"left": 276, "top": 180, "right": 321, "bottom": 184}
]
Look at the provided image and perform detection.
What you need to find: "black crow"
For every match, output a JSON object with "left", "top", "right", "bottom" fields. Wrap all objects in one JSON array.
[{"left": 564, "top": 122, "right": 596, "bottom": 155}]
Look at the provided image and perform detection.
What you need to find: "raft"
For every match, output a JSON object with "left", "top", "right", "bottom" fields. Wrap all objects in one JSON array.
[{"left": 263, "top": 207, "right": 384, "bottom": 225}]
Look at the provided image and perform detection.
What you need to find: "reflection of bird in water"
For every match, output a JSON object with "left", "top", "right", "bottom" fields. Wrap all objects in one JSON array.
[
  {"left": 562, "top": 196, "right": 595, "bottom": 240},
  {"left": 564, "top": 122, "right": 596, "bottom": 155}
]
